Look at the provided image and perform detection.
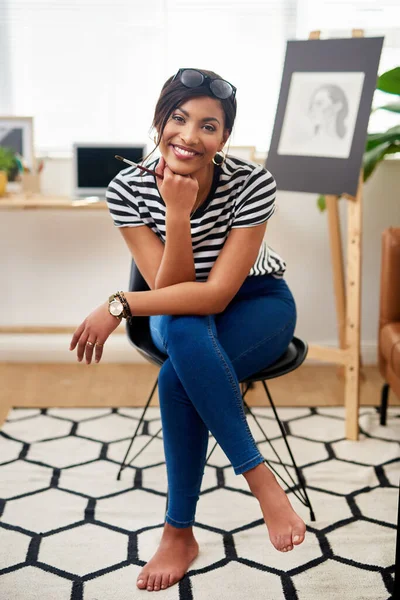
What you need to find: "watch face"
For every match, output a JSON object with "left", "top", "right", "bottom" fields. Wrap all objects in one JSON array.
[{"left": 110, "top": 300, "right": 123, "bottom": 316}]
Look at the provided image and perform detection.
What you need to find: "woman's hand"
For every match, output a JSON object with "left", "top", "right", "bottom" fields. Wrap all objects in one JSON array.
[
  {"left": 69, "top": 301, "right": 121, "bottom": 364},
  {"left": 155, "top": 156, "right": 199, "bottom": 216}
]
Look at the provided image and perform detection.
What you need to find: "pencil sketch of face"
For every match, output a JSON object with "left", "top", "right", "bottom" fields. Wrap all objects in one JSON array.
[
  {"left": 308, "top": 85, "right": 348, "bottom": 138},
  {"left": 277, "top": 72, "right": 365, "bottom": 159}
]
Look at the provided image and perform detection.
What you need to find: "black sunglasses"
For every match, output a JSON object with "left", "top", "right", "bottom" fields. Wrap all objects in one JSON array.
[{"left": 171, "top": 68, "right": 237, "bottom": 101}]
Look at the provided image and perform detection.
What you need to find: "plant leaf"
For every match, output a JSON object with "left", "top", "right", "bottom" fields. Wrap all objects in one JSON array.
[
  {"left": 317, "top": 194, "right": 326, "bottom": 212},
  {"left": 0, "top": 146, "right": 18, "bottom": 174},
  {"left": 365, "top": 125, "right": 400, "bottom": 151},
  {"left": 376, "top": 67, "right": 400, "bottom": 95},
  {"left": 363, "top": 142, "right": 400, "bottom": 182},
  {"left": 375, "top": 102, "right": 400, "bottom": 114}
]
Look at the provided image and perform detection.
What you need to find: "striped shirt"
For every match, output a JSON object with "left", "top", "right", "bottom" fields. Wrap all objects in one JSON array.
[{"left": 106, "top": 155, "right": 286, "bottom": 282}]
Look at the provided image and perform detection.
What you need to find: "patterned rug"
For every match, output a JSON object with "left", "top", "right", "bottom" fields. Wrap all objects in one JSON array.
[{"left": 0, "top": 405, "right": 398, "bottom": 600}]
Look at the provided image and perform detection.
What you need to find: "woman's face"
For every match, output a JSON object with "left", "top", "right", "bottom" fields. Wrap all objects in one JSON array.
[
  {"left": 308, "top": 89, "right": 342, "bottom": 126},
  {"left": 158, "top": 96, "right": 230, "bottom": 175}
]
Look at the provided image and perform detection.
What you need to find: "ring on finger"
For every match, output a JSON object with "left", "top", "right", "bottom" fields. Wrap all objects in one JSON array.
[{"left": 87, "top": 341, "right": 95, "bottom": 347}]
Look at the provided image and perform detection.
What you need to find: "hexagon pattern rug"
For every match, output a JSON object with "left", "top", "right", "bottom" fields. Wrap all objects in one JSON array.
[{"left": 0, "top": 405, "right": 398, "bottom": 600}]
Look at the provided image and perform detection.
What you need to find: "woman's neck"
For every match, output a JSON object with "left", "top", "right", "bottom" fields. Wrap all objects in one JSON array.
[{"left": 193, "top": 162, "right": 214, "bottom": 207}]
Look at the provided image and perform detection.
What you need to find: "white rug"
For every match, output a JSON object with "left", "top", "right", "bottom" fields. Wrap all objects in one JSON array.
[{"left": 0, "top": 405, "right": 398, "bottom": 600}]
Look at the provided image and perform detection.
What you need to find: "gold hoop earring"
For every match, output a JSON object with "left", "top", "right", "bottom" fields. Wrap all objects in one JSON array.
[
  {"left": 212, "top": 149, "right": 226, "bottom": 166},
  {"left": 153, "top": 133, "right": 159, "bottom": 145}
]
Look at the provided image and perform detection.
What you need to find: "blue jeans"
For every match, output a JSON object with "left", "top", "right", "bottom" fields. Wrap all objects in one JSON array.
[{"left": 149, "top": 273, "right": 297, "bottom": 528}]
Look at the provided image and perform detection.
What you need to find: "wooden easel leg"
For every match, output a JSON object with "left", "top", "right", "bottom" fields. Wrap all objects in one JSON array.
[
  {"left": 344, "top": 174, "right": 363, "bottom": 440},
  {"left": 326, "top": 194, "right": 366, "bottom": 384},
  {"left": 326, "top": 195, "right": 347, "bottom": 365}
]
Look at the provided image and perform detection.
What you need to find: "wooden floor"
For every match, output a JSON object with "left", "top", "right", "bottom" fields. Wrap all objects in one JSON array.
[{"left": 1, "top": 362, "right": 398, "bottom": 429}]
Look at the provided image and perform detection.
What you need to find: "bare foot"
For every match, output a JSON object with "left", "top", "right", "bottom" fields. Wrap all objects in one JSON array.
[
  {"left": 244, "top": 462, "right": 306, "bottom": 552},
  {"left": 136, "top": 523, "right": 199, "bottom": 592}
]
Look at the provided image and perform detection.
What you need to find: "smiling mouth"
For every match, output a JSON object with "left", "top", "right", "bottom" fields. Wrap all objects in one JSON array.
[{"left": 171, "top": 144, "right": 202, "bottom": 157}]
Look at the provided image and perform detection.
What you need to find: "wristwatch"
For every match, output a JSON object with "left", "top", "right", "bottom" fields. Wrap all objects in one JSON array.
[{"left": 108, "top": 294, "right": 124, "bottom": 320}]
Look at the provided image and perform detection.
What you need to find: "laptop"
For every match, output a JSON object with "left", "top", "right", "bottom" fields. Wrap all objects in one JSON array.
[{"left": 72, "top": 143, "right": 146, "bottom": 199}]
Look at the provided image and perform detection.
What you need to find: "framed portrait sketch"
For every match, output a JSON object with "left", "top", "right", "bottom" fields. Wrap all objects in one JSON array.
[
  {"left": 0, "top": 116, "right": 35, "bottom": 179},
  {"left": 266, "top": 37, "right": 384, "bottom": 196}
]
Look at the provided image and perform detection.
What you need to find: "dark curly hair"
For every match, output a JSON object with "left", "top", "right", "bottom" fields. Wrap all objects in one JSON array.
[{"left": 143, "top": 69, "right": 237, "bottom": 164}]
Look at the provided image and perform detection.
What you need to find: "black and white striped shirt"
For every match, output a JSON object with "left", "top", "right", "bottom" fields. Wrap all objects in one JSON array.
[{"left": 106, "top": 155, "right": 286, "bottom": 281}]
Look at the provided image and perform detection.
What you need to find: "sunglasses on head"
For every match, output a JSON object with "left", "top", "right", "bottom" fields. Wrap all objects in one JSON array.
[{"left": 171, "top": 68, "right": 237, "bottom": 101}]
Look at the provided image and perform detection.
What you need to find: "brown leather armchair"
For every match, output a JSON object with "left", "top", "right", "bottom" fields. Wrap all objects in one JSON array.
[{"left": 378, "top": 227, "right": 400, "bottom": 425}]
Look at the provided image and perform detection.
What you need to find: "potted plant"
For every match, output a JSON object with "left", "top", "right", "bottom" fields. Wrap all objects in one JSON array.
[
  {"left": 317, "top": 66, "right": 400, "bottom": 211},
  {"left": 0, "top": 146, "right": 18, "bottom": 197}
]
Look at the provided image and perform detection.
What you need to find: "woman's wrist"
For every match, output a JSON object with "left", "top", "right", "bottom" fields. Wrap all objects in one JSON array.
[
  {"left": 115, "top": 291, "right": 133, "bottom": 320},
  {"left": 166, "top": 206, "right": 192, "bottom": 220}
]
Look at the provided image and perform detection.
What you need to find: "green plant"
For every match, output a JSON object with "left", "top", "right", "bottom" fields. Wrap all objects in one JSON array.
[
  {"left": 317, "top": 66, "right": 400, "bottom": 211},
  {"left": 0, "top": 146, "right": 18, "bottom": 177}
]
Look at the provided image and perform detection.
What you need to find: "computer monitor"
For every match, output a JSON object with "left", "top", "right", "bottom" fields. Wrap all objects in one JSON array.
[{"left": 72, "top": 143, "right": 146, "bottom": 197}]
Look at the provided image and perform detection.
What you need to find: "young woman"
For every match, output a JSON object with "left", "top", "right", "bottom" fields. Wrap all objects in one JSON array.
[{"left": 70, "top": 68, "right": 306, "bottom": 592}]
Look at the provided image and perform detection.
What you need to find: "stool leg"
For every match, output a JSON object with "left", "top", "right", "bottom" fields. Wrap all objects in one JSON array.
[
  {"left": 117, "top": 377, "right": 159, "bottom": 480},
  {"left": 248, "top": 380, "right": 315, "bottom": 521},
  {"left": 205, "top": 439, "right": 218, "bottom": 463},
  {"left": 380, "top": 383, "right": 389, "bottom": 426}
]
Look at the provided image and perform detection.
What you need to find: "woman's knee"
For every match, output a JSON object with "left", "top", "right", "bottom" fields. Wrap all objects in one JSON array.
[
  {"left": 158, "top": 359, "right": 192, "bottom": 409},
  {"left": 158, "top": 358, "right": 181, "bottom": 394},
  {"left": 162, "top": 314, "right": 209, "bottom": 348}
]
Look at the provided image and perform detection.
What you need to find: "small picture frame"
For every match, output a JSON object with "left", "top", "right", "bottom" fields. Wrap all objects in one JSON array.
[{"left": 0, "top": 116, "right": 35, "bottom": 180}]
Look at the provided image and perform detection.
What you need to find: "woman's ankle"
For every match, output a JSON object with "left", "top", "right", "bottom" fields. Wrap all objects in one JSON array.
[
  {"left": 163, "top": 521, "right": 194, "bottom": 538},
  {"left": 242, "top": 462, "right": 275, "bottom": 495}
]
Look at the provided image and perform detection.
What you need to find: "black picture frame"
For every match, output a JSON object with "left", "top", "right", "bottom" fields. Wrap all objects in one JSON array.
[{"left": 266, "top": 37, "right": 384, "bottom": 197}]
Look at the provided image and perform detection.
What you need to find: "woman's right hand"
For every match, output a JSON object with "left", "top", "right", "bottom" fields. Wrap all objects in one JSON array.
[{"left": 155, "top": 156, "right": 199, "bottom": 217}]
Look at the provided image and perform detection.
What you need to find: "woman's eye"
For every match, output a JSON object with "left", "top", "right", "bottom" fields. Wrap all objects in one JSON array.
[{"left": 171, "top": 115, "right": 215, "bottom": 132}]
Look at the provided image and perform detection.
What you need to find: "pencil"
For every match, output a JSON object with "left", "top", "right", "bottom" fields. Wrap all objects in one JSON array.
[{"left": 115, "top": 155, "right": 163, "bottom": 179}]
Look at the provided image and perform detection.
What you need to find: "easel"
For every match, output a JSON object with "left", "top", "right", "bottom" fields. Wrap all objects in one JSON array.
[{"left": 306, "top": 29, "right": 366, "bottom": 441}]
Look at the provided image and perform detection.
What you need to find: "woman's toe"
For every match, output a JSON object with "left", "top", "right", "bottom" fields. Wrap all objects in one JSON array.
[
  {"left": 271, "top": 535, "right": 283, "bottom": 551},
  {"left": 292, "top": 529, "right": 306, "bottom": 545},
  {"left": 147, "top": 573, "right": 156, "bottom": 591},
  {"left": 160, "top": 574, "right": 170, "bottom": 590},
  {"left": 169, "top": 571, "right": 181, "bottom": 587},
  {"left": 137, "top": 574, "right": 147, "bottom": 589},
  {"left": 282, "top": 535, "right": 292, "bottom": 551},
  {"left": 153, "top": 574, "right": 163, "bottom": 591}
]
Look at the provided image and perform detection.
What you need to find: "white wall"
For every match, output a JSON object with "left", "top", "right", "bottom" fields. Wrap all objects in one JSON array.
[{"left": 1, "top": 155, "right": 399, "bottom": 363}]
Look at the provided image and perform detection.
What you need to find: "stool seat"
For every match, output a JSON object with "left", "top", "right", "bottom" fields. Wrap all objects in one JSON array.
[
  {"left": 243, "top": 337, "right": 308, "bottom": 382},
  {"left": 126, "top": 318, "right": 167, "bottom": 368}
]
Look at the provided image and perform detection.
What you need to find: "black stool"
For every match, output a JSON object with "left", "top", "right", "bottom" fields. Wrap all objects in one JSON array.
[{"left": 117, "top": 260, "right": 316, "bottom": 522}]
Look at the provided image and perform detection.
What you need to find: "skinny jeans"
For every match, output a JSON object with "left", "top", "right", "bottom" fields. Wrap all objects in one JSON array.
[{"left": 149, "top": 273, "right": 297, "bottom": 528}]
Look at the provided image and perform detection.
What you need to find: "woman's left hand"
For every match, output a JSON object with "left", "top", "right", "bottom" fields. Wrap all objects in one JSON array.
[{"left": 69, "top": 301, "right": 121, "bottom": 364}]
